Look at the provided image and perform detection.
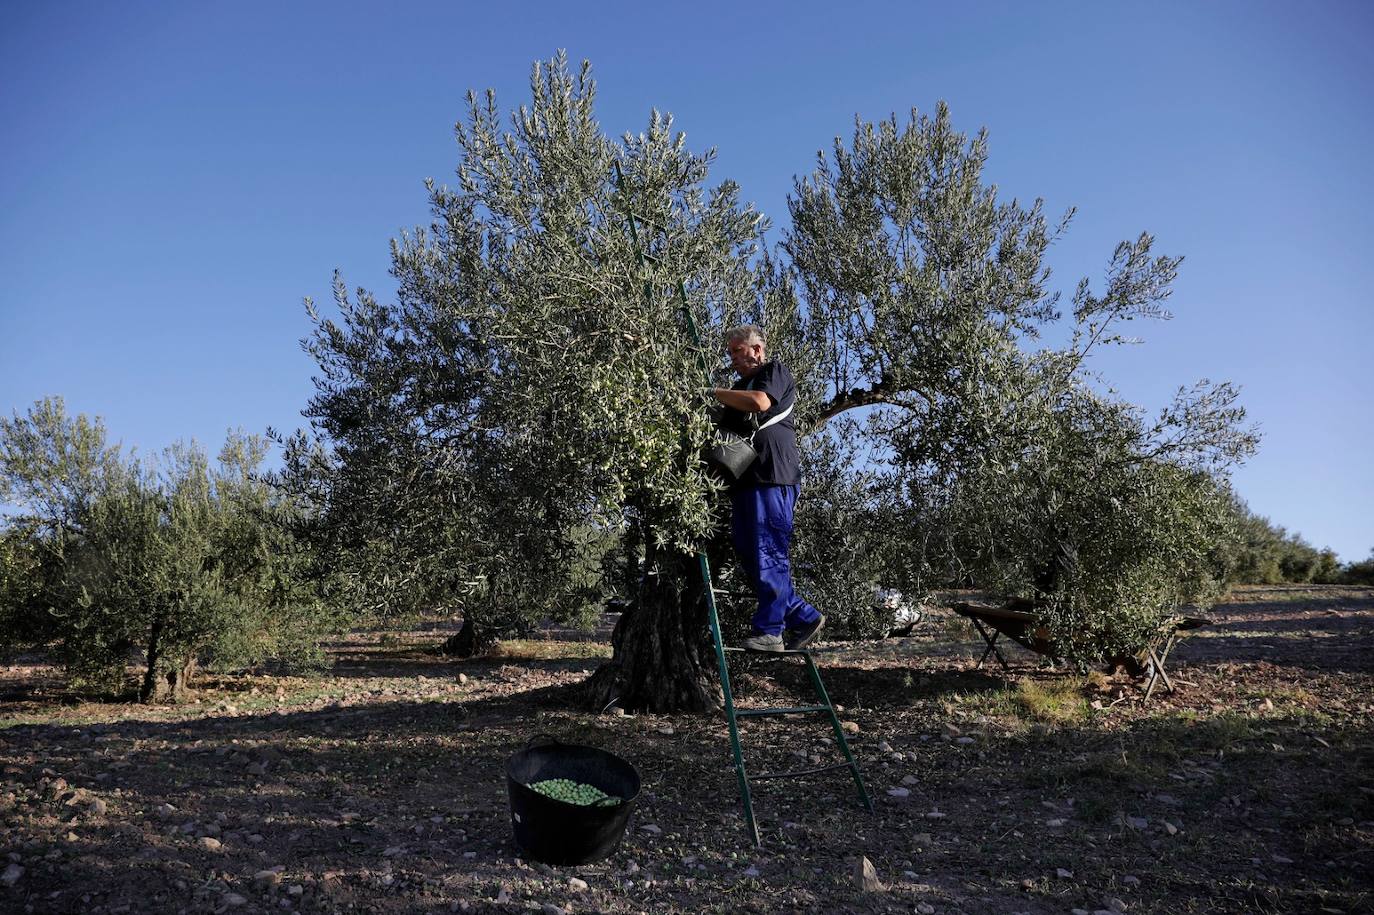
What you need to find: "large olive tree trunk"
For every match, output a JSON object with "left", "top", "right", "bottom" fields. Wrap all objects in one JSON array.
[{"left": 580, "top": 545, "right": 726, "bottom": 713}]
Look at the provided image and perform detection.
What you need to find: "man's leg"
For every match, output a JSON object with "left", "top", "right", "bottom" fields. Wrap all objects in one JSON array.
[
  {"left": 732, "top": 484, "right": 791, "bottom": 636},
  {"left": 732, "top": 486, "right": 786, "bottom": 650},
  {"left": 730, "top": 484, "right": 763, "bottom": 610},
  {"left": 755, "top": 485, "right": 821, "bottom": 634}
]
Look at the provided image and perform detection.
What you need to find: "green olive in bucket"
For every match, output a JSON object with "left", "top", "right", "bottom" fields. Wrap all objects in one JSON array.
[{"left": 528, "top": 778, "right": 621, "bottom": 806}]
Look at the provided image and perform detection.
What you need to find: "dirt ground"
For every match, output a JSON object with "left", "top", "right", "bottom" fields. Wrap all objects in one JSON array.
[{"left": 2, "top": 585, "right": 1371, "bottom": 914}]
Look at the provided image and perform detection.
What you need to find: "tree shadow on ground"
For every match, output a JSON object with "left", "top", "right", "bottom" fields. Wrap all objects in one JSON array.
[
  {"left": 1170, "top": 589, "right": 1374, "bottom": 675},
  {"left": 5, "top": 671, "right": 1371, "bottom": 915},
  {"left": 1201, "top": 592, "right": 1371, "bottom": 627},
  {"left": 325, "top": 652, "right": 600, "bottom": 681},
  {"left": 732, "top": 659, "right": 1007, "bottom": 711},
  {"left": 5, "top": 588, "right": 1373, "bottom": 912}
]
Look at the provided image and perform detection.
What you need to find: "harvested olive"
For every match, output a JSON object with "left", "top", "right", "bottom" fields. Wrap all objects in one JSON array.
[{"left": 528, "top": 778, "right": 619, "bottom": 806}]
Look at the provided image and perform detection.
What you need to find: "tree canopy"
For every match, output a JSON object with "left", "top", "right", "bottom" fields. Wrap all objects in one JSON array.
[{"left": 286, "top": 54, "right": 1260, "bottom": 709}]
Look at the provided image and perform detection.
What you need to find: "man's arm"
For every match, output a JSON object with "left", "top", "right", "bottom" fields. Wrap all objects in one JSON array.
[{"left": 712, "top": 388, "right": 772, "bottom": 413}]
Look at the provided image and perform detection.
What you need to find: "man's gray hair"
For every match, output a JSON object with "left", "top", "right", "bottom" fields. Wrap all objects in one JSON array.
[{"left": 725, "top": 324, "right": 766, "bottom": 348}]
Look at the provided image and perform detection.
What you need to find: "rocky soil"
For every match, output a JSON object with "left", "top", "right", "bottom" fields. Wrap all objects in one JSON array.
[{"left": 2, "top": 585, "right": 1371, "bottom": 914}]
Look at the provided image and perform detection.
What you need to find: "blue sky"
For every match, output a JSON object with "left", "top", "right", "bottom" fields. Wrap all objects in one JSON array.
[{"left": 2, "top": 1, "right": 1370, "bottom": 560}]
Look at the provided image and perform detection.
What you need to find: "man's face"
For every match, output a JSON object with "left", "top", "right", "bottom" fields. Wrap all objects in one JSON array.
[{"left": 727, "top": 337, "right": 766, "bottom": 378}]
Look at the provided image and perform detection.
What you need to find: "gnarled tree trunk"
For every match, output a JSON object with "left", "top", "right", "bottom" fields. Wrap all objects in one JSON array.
[
  {"left": 162, "top": 655, "right": 197, "bottom": 702},
  {"left": 580, "top": 546, "right": 723, "bottom": 713}
]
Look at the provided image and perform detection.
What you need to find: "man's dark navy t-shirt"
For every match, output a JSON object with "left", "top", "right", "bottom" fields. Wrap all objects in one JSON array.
[{"left": 722, "top": 360, "right": 801, "bottom": 486}]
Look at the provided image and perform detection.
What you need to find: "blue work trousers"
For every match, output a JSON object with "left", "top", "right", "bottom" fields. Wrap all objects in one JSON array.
[{"left": 730, "top": 483, "right": 821, "bottom": 636}]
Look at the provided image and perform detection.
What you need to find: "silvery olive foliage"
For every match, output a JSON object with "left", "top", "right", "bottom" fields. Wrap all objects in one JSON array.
[
  {"left": 0, "top": 398, "right": 333, "bottom": 699},
  {"left": 292, "top": 61, "right": 1259, "bottom": 699},
  {"left": 783, "top": 104, "right": 1258, "bottom": 664},
  {"left": 283, "top": 55, "right": 765, "bottom": 642}
]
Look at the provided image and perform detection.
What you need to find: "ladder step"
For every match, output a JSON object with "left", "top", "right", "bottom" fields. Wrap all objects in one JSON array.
[
  {"left": 749, "top": 762, "right": 853, "bottom": 782},
  {"left": 723, "top": 646, "right": 814, "bottom": 656},
  {"left": 734, "top": 705, "right": 830, "bottom": 718}
]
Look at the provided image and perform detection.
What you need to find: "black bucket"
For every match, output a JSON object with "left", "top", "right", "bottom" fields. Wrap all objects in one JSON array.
[{"left": 505, "top": 737, "right": 641, "bottom": 865}]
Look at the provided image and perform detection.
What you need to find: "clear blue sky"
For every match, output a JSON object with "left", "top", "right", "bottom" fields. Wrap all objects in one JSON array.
[{"left": 2, "top": 1, "right": 1370, "bottom": 560}]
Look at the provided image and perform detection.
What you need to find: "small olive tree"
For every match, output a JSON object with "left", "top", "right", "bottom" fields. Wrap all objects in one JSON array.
[
  {"left": 0, "top": 398, "right": 334, "bottom": 700},
  {"left": 913, "top": 373, "right": 1252, "bottom": 665}
]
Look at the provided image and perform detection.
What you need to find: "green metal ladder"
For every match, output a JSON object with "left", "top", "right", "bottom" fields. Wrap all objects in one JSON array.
[
  {"left": 701, "top": 561, "right": 873, "bottom": 845},
  {"left": 614, "top": 163, "right": 872, "bottom": 846}
]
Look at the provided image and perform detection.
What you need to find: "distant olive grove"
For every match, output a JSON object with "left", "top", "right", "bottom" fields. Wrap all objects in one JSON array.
[
  {"left": 0, "top": 398, "right": 345, "bottom": 700},
  {"left": 1218, "top": 495, "right": 1363, "bottom": 585}
]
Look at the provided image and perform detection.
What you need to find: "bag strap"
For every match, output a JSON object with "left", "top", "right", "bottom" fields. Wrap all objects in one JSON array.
[
  {"left": 754, "top": 400, "right": 794, "bottom": 432},
  {"left": 744, "top": 375, "right": 794, "bottom": 435}
]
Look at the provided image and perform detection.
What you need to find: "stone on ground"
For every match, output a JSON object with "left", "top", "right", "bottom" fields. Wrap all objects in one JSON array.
[{"left": 854, "top": 855, "right": 885, "bottom": 892}]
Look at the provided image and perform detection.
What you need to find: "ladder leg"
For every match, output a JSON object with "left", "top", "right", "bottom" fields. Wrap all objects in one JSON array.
[
  {"left": 802, "top": 651, "right": 872, "bottom": 811},
  {"left": 1155, "top": 632, "right": 1179, "bottom": 691},
  {"left": 699, "top": 553, "right": 761, "bottom": 846},
  {"left": 971, "top": 619, "right": 1011, "bottom": 672}
]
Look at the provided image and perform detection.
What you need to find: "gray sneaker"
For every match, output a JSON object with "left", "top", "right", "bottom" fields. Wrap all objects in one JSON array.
[
  {"left": 784, "top": 614, "right": 825, "bottom": 651},
  {"left": 741, "top": 632, "right": 785, "bottom": 652}
]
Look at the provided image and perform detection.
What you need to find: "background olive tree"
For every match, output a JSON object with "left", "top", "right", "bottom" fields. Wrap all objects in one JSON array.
[
  {"left": 1340, "top": 550, "right": 1374, "bottom": 586},
  {"left": 0, "top": 398, "right": 334, "bottom": 700}
]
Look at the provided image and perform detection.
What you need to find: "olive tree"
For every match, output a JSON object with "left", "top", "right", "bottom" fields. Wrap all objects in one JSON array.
[
  {"left": 287, "top": 54, "right": 767, "bottom": 710},
  {"left": 296, "top": 58, "right": 1257, "bottom": 710},
  {"left": 783, "top": 105, "right": 1258, "bottom": 663},
  {"left": 0, "top": 398, "right": 333, "bottom": 700}
]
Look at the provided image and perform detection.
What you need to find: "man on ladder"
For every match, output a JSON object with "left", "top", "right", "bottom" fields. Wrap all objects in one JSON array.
[
  {"left": 612, "top": 171, "right": 867, "bottom": 844},
  {"left": 710, "top": 324, "right": 825, "bottom": 653}
]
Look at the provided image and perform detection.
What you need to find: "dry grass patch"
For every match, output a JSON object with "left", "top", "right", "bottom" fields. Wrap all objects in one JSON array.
[
  {"left": 488, "top": 639, "right": 612, "bottom": 660},
  {"left": 1014, "top": 677, "right": 1092, "bottom": 724}
]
